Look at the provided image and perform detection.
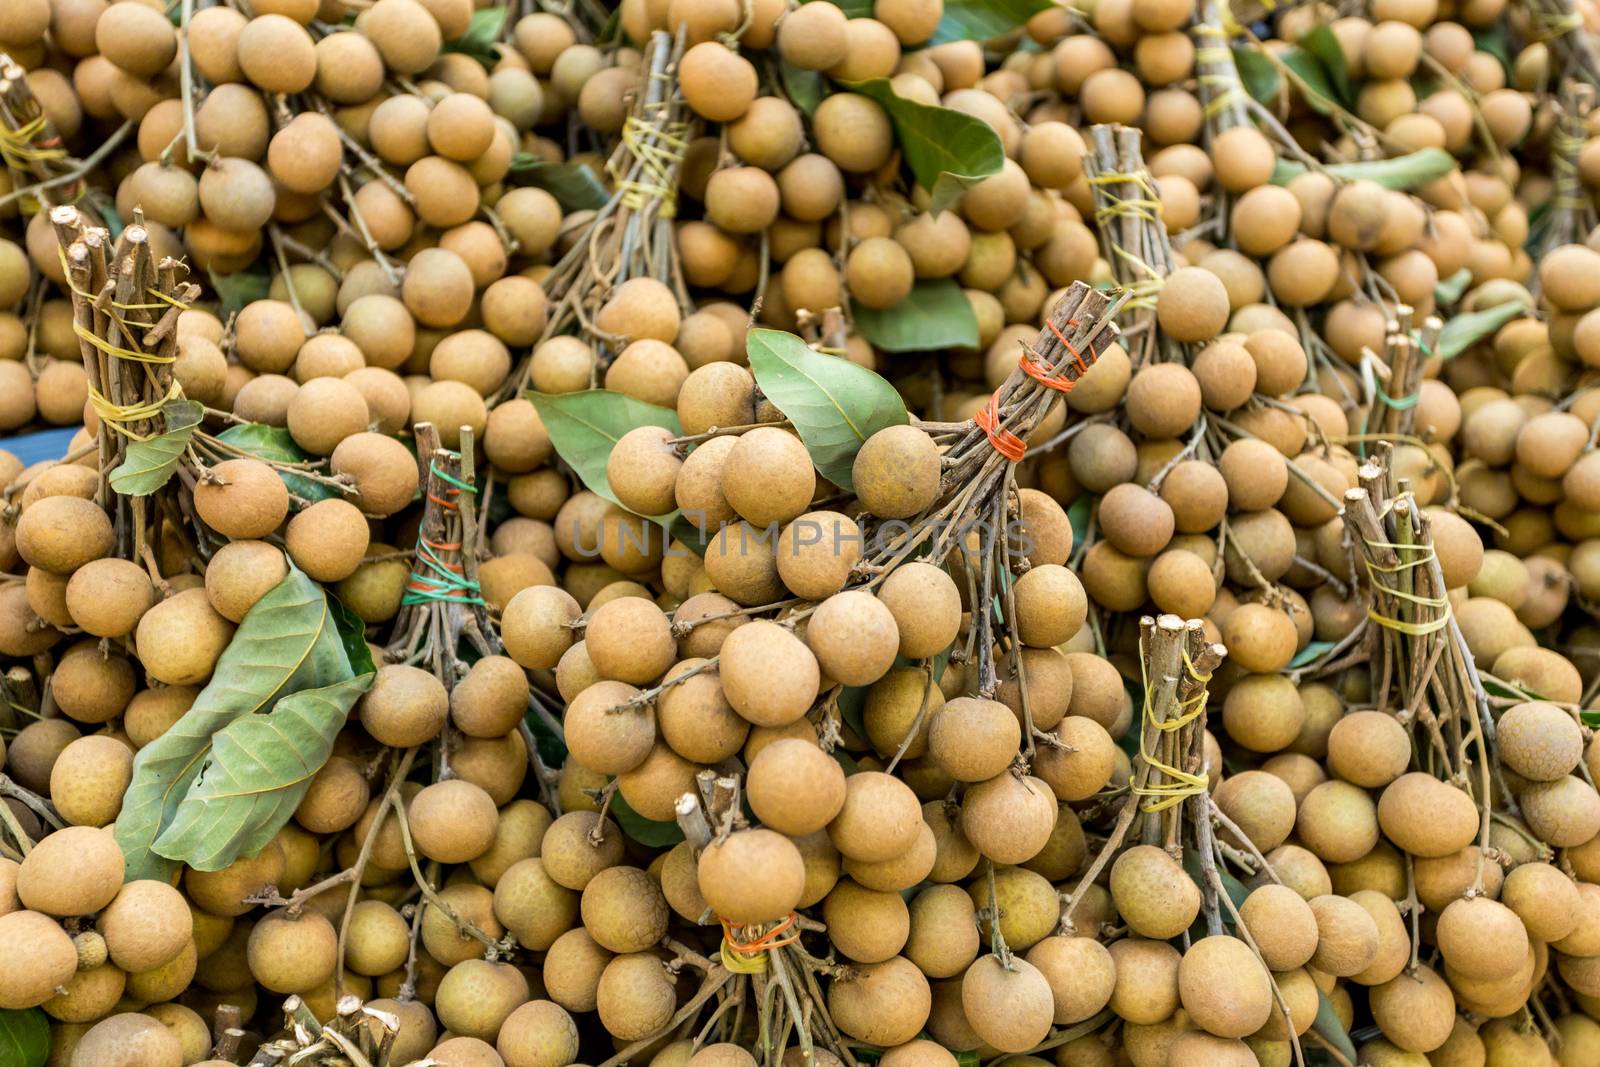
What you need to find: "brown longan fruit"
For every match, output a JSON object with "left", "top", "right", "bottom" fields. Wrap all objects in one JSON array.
[
  {"left": 1377, "top": 773, "right": 1479, "bottom": 858},
  {"left": 360, "top": 664, "right": 448, "bottom": 747},
  {"left": 719, "top": 619, "right": 820, "bottom": 726},
  {"left": 778, "top": 1, "right": 849, "bottom": 69},
  {"left": 62, "top": 557, "right": 153, "bottom": 643},
  {"left": 1125, "top": 362, "right": 1202, "bottom": 438},
  {"left": 807, "top": 589, "right": 899, "bottom": 686},
  {"left": 331, "top": 432, "right": 418, "bottom": 516},
  {"left": 202, "top": 539, "right": 287, "bottom": 624},
  {"left": 584, "top": 596, "right": 676, "bottom": 685},
  {"left": 828, "top": 957, "right": 931, "bottom": 1048},
  {"left": 293, "top": 755, "right": 369, "bottom": 835},
  {"left": 1155, "top": 266, "right": 1229, "bottom": 343},
  {"left": 48, "top": 735, "right": 132, "bottom": 828},
  {"left": 193, "top": 458, "right": 289, "bottom": 540},
  {"left": 360, "top": 0, "right": 442, "bottom": 74},
  {"left": 96, "top": 2, "right": 177, "bottom": 77},
  {"left": 410, "top": 780, "right": 499, "bottom": 864},
  {"left": 247, "top": 910, "right": 337, "bottom": 994},
  {"left": 136, "top": 587, "right": 236, "bottom": 686},
  {"left": 70, "top": 1014, "right": 184, "bottom": 1067},
  {"left": 853, "top": 424, "right": 940, "bottom": 519},
  {"left": 813, "top": 93, "right": 894, "bottom": 174},
  {"left": 17, "top": 825, "right": 123, "bottom": 917},
  {"left": 843, "top": 235, "right": 913, "bottom": 310},
  {"left": 1079, "top": 67, "right": 1144, "bottom": 125},
  {"left": 237, "top": 14, "right": 316, "bottom": 93},
  {"left": 286, "top": 376, "right": 371, "bottom": 457},
  {"left": 1191, "top": 340, "right": 1256, "bottom": 412},
  {"left": 15, "top": 494, "right": 112, "bottom": 575}
]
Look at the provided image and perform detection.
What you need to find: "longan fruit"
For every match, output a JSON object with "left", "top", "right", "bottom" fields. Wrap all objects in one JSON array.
[
  {"left": 360, "top": 664, "right": 448, "bottom": 747},
  {"left": 813, "top": 93, "right": 894, "bottom": 174},
  {"left": 135, "top": 587, "right": 236, "bottom": 686},
  {"left": 238, "top": 14, "right": 316, "bottom": 93},
  {"left": 48, "top": 735, "right": 132, "bottom": 828},
  {"left": 720, "top": 619, "right": 821, "bottom": 726},
  {"left": 410, "top": 780, "right": 500, "bottom": 865},
  {"left": 193, "top": 458, "right": 289, "bottom": 540},
  {"left": 15, "top": 494, "right": 113, "bottom": 574},
  {"left": 1125, "top": 362, "right": 1202, "bottom": 438},
  {"left": 68, "top": 1013, "right": 184, "bottom": 1067},
  {"left": 96, "top": 2, "right": 177, "bottom": 77}
]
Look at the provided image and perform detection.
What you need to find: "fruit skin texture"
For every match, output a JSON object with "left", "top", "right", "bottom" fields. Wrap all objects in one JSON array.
[
  {"left": 97, "top": 879, "right": 191, "bottom": 973},
  {"left": 1376, "top": 773, "right": 1479, "bottom": 858},
  {"left": 698, "top": 828, "right": 806, "bottom": 924},
  {"left": 68, "top": 1012, "right": 184, "bottom": 1067},
  {"left": 1177, "top": 935, "right": 1274, "bottom": 1039},
  {"left": 828, "top": 956, "right": 931, "bottom": 1047},
  {"left": 247, "top": 910, "right": 338, "bottom": 994},
  {"left": 0, "top": 909, "right": 77, "bottom": 1009},
  {"left": 16, "top": 825, "right": 123, "bottom": 917},
  {"left": 960, "top": 954, "right": 1054, "bottom": 1053},
  {"left": 1109, "top": 844, "right": 1200, "bottom": 939}
]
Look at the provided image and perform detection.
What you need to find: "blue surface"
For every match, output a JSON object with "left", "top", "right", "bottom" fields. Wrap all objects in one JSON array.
[{"left": 0, "top": 426, "right": 78, "bottom": 466}]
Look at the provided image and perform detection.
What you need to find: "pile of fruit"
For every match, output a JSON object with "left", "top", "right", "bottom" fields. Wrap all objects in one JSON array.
[{"left": 2, "top": 0, "right": 1600, "bottom": 1065}]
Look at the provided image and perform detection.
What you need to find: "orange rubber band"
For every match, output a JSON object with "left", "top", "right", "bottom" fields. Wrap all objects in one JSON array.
[
  {"left": 973, "top": 390, "right": 1028, "bottom": 462},
  {"left": 720, "top": 912, "right": 802, "bottom": 954}
]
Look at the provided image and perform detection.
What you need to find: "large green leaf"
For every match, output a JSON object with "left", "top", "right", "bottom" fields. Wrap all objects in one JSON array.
[
  {"left": 852, "top": 279, "right": 979, "bottom": 352},
  {"left": 840, "top": 79, "right": 1005, "bottom": 215},
  {"left": 926, "top": 0, "right": 1054, "bottom": 44},
  {"left": 209, "top": 271, "right": 271, "bottom": 318},
  {"left": 508, "top": 156, "right": 610, "bottom": 212},
  {"left": 1279, "top": 47, "right": 1340, "bottom": 115},
  {"left": 327, "top": 594, "right": 376, "bottom": 676},
  {"left": 1435, "top": 267, "right": 1472, "bottom": 307},
  {"left": 528, "top": 390, "right": 682, "bottom": 509},
  {"left": 115, "top": 568, "right": 353, "bottom": 881},
  {"left": 1312, "top": 990, "right": 1358, "bottom": 1065},
  {"left": 0, "top": 1009, "right": 48, "bottom": 1067},
  {"left": 1232, "top": 46, "right": 1281, "bottom": 104},
  {"left": 214, "top": 422, "right": 341, "bottom": 503},
  {"left": 1434, "top": 302, "right": 1531, "bottom": 360},
  {"left": 1270, "top": 149, "right": 1456, "bottom": 191},
  {"left": 1297, "top": 25, "right": 1353, "bottom": 105},
  {"left": 746, "top": 328, "right": 908, "bottom": 491},
  {"left": 442, "top": 6, "right": 506, "bottom": 66},
  {"left": 779, "top": 60, "right": 825, "bottom": 116},
  {"left": 611, "top": 791, "right": 685, "bottom": 848},
  {"left": 152, "top": 674, "right": 372, "bottom": 870},
  {"left": 108, "top": 399, "right": 203, "bottom": 496}
]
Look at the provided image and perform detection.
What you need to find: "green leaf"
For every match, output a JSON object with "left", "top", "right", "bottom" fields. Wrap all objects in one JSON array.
[
  {"left": 1270, "top": 149, "right": 1457, "bottom": 191},
  {"left": 152, "top": 674, "right": 373, "bottom": 870},
  {"left": 108, "top": 399, "right": 203, "bottom": 496},
  {"left": 528, "top": 390, "right": 681, "bottom": 509},
  {"left": 508, "top": 156, "right": 610, "bottom": 212},
  {"left": 596, "top": 8, "right": 622, "bottom": 44},
  {"left": 1581, "top": 709, "right": 1600, "bottom": 728},
  {"left": 327, "top": 594, "right": 375, "bottom": 677},
  {"left": 1312, "top": 990, "right": 1358, "bottom": 1065},
  {"left": 746, "top": 328, "right": 909, "bottom": 490},
  {"left": 779, "top": 60, "right": 825, "bottom": 116},
  {"left": 1434, "top": 302, "right": 1531, "bottom": 361},
  {"left": 926, "top": 0, "right": 1054, "bottom": 44},
  {"left": 1472, "top": 26, "right": 1512, "bottom": 75},
  {"left": 839, "top": 79, "right": 1005, "bottom": 215},
  {"left": 1233, "top": 46, "right": 1281, "bottom": 104},
  {"left": 214, "top": 423, "right": 341, "bottom": 503},
  {"left": 814, "top": 0, "right": 874, "bottom": 16},
  {"left": 1279, "top": 47, "right": 1341, "bottom": 115},
  {"left": 0, "top": 1009, "right": 49, "bottom": 1067},
  {"left": 852, "top": 279, "right": 979, "bottom": 352},
  {"left": 1297, "top": 25, "right": 1353, "bottom": 105},
  {"left": 1067, "top": 496, "right": 1091, "bottom": 554},
  {"left": 115, "top": 568, "right": 354, "bottom": 881},
  {"left": 1288, "top": 640, "right": 1334, "bottom": 669},
  {"left": 209, "top": 270, "right": 271, "bottom": 318},
  {"left": 1435, "top": 267, "right": 1472, "bottom": 307},
  {"left": 442, "top": 6, "right": 507, "bottom": 65},
  {"left": 837, "top": 685, "right": 867, "bottom": 740},
  {"left": 611, "top": 791, "right": 685, "bottom": 848}
]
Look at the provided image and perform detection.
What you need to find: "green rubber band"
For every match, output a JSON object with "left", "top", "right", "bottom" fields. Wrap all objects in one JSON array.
[
  {"left": 430, "top": 461, "right": 478, "bottom": 493},
  {"left": 1374, "top": 382, "right": 1419, "bottom": 410}
]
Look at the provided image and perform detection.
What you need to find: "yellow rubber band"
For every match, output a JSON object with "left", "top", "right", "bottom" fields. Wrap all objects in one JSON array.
[
  {"left": 88, "top": 381, "right": 183, "bottom": 441},
  {"left": 719, "top": 941, "right": 769, "bottom": 974},
  {"left": 1132, "top": 643, "right": 1212, "bottom": 813}
]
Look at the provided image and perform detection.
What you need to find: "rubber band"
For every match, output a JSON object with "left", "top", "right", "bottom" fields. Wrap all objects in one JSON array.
[
  {"left": 1374, "top": 381, "right": 1419, "bottom": 410},
  {"left": 402, "top": 460, "right": 486, "bottom": 606},
  {"left": 973, "top": 391, "right": 1027, "bottom": 462},
  {"left": 613, "top": 111, "right": 689, "bottom": 218},
  {"left": 1021, "top": 319, "right": 1090, "bottom": 393},
  {"left": 72, "top": 319, "right": 174, "bottom": 364},
  {"left": 89, "top": 382, "right": 183, "bottom": 441},
  {"left": 1131, "top": 640, "right": 1212, "bottom": 813},
  {"left": 719, "top": 913, "right": 801, "bottom": 974},
  {"left": 1361, "top": 533, "right": 1452, "bottom": 636}
]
